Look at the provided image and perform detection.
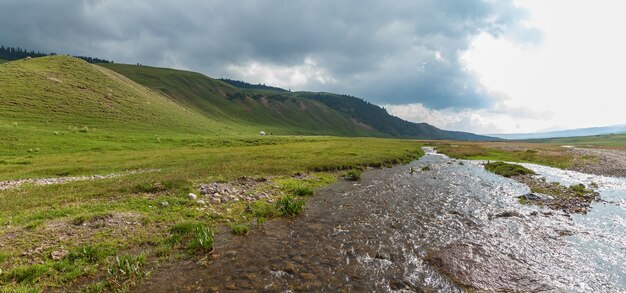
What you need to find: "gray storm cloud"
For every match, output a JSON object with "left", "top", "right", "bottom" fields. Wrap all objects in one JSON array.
[{"left": 0, "top": 0, "right": 535, "bottom": 109}]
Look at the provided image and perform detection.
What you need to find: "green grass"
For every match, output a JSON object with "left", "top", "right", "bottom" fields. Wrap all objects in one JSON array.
[
  {"left": 0, "top": 56, "right": 223, "bottom": 135},
  {"left": 276, "top": 195, "right": 306, "bottom": 216},
  {"left": 344, "top": 169, "right": 362, "bottom": 181},
  {"left": 228, "top": 222, "right": 251, "bottom": 235},
  {"left": 532, "top": 133, "right": 626, "bottom": 147},
  {"left": 434, "top": 142, "right": 574, "bottom": 169},
  {"left": 484, "top": 162, "right": 535, "bottom": 177},
  {"left": 0, "top": 58, "right": 8, "bottom": 64}
]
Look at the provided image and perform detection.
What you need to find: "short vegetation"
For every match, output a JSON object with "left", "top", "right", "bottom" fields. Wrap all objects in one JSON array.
[
  {"left": 276, "top": 195, "right": 306, "bottom": 216},
  {"left": 484, "top": 161, "right": 535, "bottom": 177},
  {"left": 344, "top": 169, "right": 362, "bottom": 181}
]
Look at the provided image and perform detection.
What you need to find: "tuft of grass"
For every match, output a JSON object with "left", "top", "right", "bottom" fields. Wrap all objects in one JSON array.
[
  {"left": 106, "top": 254, "right": 148, "bottom": 291},
  {"left": 68, "top": 244, "right": 116, "bottom": 264},
  {"left": 3, "top": 264, "right": 48, "bottom": 284},
  {"left": 276, "top": 195, "right": 305, "bottom": 216},
  {"left": 569, "top": 183, "right": 593, "bottom": 196},
  {"left": 188, "top": 226, "right": 214, "bottom": 253},
  {"left": 484, "top": 161, "right": 535, "bottom": 177},
  {"left": 421, "top": 166, "right": 431, "bottom": 171},
  {"left": 344, "top": 169, "right": 362, "bottom": 181},
  {"left": 251, "top": 201, "right": 278, "bottom": 223},
  {"left": 228, "top": 222, "right": 251, "bottom": 236},
  {"left": 292, "top": 185, "right": 314, "bottom": 196}
]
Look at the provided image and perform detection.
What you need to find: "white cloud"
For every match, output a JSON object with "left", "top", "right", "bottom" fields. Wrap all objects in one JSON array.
[
  {"left": 225, "top": 57, "right": 336, "bottom": 90},
  {"left": 458, "top": 0, "right": 626, "bottom": 133}
]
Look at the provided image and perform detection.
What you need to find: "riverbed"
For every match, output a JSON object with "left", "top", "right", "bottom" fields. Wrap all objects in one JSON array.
[{"left": 136, "top": 147, "right": 626, "bottom": 292}]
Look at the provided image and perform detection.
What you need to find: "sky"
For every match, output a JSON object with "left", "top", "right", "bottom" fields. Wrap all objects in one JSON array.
[{"left": 0, "top": 0, "right": 623, "bottom": 134}]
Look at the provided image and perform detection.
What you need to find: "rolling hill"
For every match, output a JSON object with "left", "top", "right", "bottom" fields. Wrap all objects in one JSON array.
[
  {"left": 100, "top": 63, "right": 379, "bottom": 137},
  {"left": 101, "top": 63, "right": 496, "bottom": 140},
  {"left": 0, "top": 56, "right": 222, "bottom": 134},
  {"left": 0, "top": 55, "right": 495, "bottom": 140}
]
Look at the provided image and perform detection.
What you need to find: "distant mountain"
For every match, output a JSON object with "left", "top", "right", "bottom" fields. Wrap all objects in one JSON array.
[
  {"left": 492, "top": 125, "right": 626, "bottom": 140},
  {"left": 103, "top": 63, "right": 497, "bottom": 141}
]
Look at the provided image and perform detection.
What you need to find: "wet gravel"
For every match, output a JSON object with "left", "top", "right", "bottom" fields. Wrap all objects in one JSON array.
[
  {"left": 569, "top": 147, "right": 626, "bottom": 178},
  {"left": 0, "top": 169, "right": 159, "bottom": 191},
  {"left": 135, "top": 148, "right": 626, "bottom": 292}
]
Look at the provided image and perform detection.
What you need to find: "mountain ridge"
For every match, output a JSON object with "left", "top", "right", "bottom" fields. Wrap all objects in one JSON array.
[{"left": 102, "top": 62, "right": 496, "bottom": 141}]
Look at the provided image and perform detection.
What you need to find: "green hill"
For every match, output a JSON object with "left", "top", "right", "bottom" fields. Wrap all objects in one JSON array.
[
  {"left": 0, "top": 58, "right": 7, "bottom": 64},
  {"left": 102, "top": 63, "right": 495, "bottom": 141},
  {"left": 0, "top": 56, "right": 222, "bottom": 134},
  {"left": 100, "top": 63, "right": 381, "bottom": 136},
  {"left": 298, "top": 92, "right": 494, "bottom": 140}
]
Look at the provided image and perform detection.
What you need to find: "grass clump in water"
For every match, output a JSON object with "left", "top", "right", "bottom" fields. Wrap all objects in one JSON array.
[
  {"left": 188, "top": 226, "right": 214, "bottom": 253},
  {"left": 344, "top": 169, "right": 362, "bottom": 181},
  {"left": 276, "top": 195, "right": 305, "bottom": 216},
  {"left": 250, "top": 201, "right": 278, "bottom": 223},
  {"left": 228, "top": 222, "right": 251, "bottom": 235},
  {"left": 106, "top": 254, "right": 148, "bottom": 291},
  {"left": 484, "top": 161, "right": 535, "bottom": 177},
  {"left": 569, "top": 183, "right": 594, "bottom": 196}
]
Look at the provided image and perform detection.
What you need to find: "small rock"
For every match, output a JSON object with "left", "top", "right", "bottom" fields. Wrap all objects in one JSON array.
[
  {"left": 211, "top": 198, "right": 221, "bottom": 204},
  {"left": 519, "top": 193, "right": 542, "bottom": 201},
  {"left": 284, "top": 262, "right": 297, "bottom": 274},
  {"left": 51, "top": 249, "right": 68, "bottom": 260},
  {"left": 160, "top": 201, "right": 169, "bottom": 207},
  {"left": 197, "top": 200, "right": 206, "bottom": 205},
  {"left": 244, "top": 206, "right": 253, "bottom": 213},
  {"left": 375, "top": 252, "right": 390, "bottom": 260},
  {"left": 225, "top": 284, "right": 237, "bottom": 290},
  {"left": 187, "top": 193, "right": 197, "bottom": 200}
]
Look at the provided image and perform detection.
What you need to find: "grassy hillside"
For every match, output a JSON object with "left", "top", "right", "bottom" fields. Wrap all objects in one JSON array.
[
  {"left": 103, "top": 63, "right": 495, "bottom": 141},
  {"left": 101, "top": 63, "right": 380, "bottom": 137},
  {"left": 0, "top": 56, "right": 226, "bottom": 135},
  {"left": 0, "top": 58, "right": 7, "bottom": 64},
  {"left": 530, "top": 133, "right": 626, "bottom": 147},
  {"left": 299, "top": 92, "right": 496, "bottom": 140}
]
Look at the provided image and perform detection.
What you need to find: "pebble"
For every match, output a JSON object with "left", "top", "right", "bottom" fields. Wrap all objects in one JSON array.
[
  {"left": 284, "top": 262, "right": 297, "bottom": 274},
  {"left": 160, "top": 201, "right": 169, "bottom": 207},
  {"left": 196, "top": 200, "right": 206, "bottom": 205},
  {"left": 187, "top": 193, "right": 197, "bottom": 200},
  {"left": 51, "top": 249, "right": 68, "bottom": 260}
]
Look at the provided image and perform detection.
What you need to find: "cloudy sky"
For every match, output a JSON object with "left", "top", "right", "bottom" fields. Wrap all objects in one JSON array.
[{"left": 1, "top": 0, "right": 623, "bottom": 134}]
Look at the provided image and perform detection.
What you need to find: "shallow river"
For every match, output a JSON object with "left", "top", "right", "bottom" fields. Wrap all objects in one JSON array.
[{"left": 136, "top": 147, "right": 626, "bottom": 292}]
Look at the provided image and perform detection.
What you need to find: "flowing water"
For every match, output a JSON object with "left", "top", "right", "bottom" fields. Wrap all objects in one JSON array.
[{"left": 137, "top": 147, "right": 626, "bottom": 292}]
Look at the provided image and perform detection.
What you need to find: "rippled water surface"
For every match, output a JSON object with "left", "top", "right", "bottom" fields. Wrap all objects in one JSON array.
[{"left": 137, "top": 147, "right": 626, "bottom": 292}]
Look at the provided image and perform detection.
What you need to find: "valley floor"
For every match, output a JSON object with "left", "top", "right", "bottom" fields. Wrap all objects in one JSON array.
[{"left": 0, "top": 134, "right": 624, "bottom": 292}]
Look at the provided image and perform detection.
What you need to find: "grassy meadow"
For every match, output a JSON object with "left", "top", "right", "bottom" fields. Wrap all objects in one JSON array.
[
  {"left": 431, "top": 141, "right": 577, "bottom": 169},
  {"left": 0, "top": 124, "right": 424, "bottom": 292}
]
